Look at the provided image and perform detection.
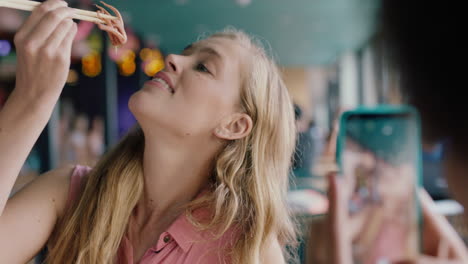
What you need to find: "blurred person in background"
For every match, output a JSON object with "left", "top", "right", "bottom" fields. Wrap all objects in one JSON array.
[
  {"left": 86, "top": 115, "right": 105, "bottom": 165},
  {"left": 57, "top": 99, "right": 75, "bottom": 166},
  {"left": 292, "top": 104, "right": 315, "bottom": 178},
  {"left": 0, "top": 0, "right": 298, "bottom": 263},
  {"left": 69, "top": 113, "right": 89, "bottom": 164},
  {"left": 321, "top": 1, "right": 468, "bottom": 263}
]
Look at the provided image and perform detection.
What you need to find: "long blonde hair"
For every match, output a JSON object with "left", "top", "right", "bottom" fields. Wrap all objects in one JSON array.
[{"left": 47, "top": 28, "right": 297, "bottom": 264}]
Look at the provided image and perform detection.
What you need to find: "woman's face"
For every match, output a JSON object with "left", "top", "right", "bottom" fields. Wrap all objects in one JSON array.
[
  {"left": 376, "top": 161, "right": 414, "bottom": 203},
  {"left": 129, "top": 36, "right": 248, "bottom": 140}
]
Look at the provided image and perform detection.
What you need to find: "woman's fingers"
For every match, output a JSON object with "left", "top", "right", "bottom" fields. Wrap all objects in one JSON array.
[
  {"left": 45, "top": 18, "right": 75, "bottom": 53},
  {"left": 14, "top": 0, "right": 67, "bottom": 45},
  {"left": 58, "top": 22, "right": 78, "bottom": 63},
  {"left": 12, "top": 1, "right": 78, "bottom": 102},
  {"left": 25, "top": 7, "right": 74, "bottom": 52}
]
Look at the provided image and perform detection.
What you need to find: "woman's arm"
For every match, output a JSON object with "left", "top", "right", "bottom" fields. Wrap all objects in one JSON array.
[
  {"left": 0, "top": 0, "right": 78, "bottom": 262},
  {"left": 0, "top": 166, "right": 74, "bottom": 263},
  {"left": 0, "top": 0, "right": 75, "bottom": 215}
]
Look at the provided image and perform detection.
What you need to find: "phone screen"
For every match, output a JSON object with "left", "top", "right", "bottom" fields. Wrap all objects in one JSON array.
[{"left": 341, "top": 112, "right": 420, "bottom": 264}]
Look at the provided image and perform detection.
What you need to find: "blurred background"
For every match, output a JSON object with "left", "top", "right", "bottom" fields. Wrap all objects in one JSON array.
[{"left": 0, "top": 0, "right": 464, "bottom": 263}]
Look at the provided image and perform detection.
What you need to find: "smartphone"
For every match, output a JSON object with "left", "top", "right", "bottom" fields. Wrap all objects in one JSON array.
[{"left": 336, "top": 106, "right": 422, "bottom": 264}]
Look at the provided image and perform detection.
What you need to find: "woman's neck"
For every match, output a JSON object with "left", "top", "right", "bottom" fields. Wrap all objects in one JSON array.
[{"left": 136, "top": 135, "right": 219, "bottom": 225}]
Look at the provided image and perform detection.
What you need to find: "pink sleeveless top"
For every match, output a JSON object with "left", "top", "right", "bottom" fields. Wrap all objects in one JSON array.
[{"left": 67, "top": 165, "right": 236, "bottom": 264}]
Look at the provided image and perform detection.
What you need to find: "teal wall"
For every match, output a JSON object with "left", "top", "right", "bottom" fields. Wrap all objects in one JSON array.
[{"left": 103, "top": 0, "right": 379, "bottom": 65}]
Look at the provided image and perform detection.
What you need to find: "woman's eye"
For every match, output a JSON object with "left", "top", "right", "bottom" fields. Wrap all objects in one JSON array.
[{"left": 195, "top": 63, "right": 210, "bottom": 73}]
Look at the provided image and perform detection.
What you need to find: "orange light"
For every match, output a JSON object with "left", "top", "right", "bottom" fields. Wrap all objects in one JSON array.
[
  {"left": 139, "top": 48, "right": 152, "bottom": 61},
  {"left": 150, "top": 49, "right": 162, "bottom": 60},
  {"left": 140, "top": 48, "right": 163, "bottom": 61},
  {"left": 82, "top": 51, "right": 101, "bottom": 77},
  {"left": 122, "top": 50, "right": 136, "bottom": 62},
  {"left": 144, "top": 58, "right": 165, "bottom": 77},
  {"left": 119, "top": 60, "right": 136, "bottom": 76}
]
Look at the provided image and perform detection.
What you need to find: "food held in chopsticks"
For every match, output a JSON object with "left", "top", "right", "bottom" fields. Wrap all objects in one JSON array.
[
  {"left": 0, "top": 0, "right": 116, "bottom": 24},
  {"left": 95, "top": 1, "right": 127, "bottom": 46},
  {"left": 0, "top": 0, "right": 127, "bottom": 46}
]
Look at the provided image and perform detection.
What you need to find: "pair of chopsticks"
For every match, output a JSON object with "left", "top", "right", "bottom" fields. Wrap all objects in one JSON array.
[{"left": 0, "top": 0, "right": 117, "bottom": 24}]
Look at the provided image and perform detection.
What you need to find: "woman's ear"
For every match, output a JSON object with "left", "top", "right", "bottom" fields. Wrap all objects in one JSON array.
[{"left": 214, "top": 113, "right": 253, "bottom": 140}]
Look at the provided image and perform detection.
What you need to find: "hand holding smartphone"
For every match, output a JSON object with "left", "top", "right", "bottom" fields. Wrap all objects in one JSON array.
[
  {"left": 336, "top": 106, "right": 421, "bottom": 264},
  {"left": 307, "top": 106, "right": 467, "bottom": 264}
]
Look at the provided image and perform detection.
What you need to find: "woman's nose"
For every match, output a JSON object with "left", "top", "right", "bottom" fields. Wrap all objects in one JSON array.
[{"left": 164, "top": 54, "right": 181, "bottom": 74}]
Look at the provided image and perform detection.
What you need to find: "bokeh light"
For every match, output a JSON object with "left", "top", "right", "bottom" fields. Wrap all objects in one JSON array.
[
  {"left": 82, "top": 51, "right": 102, "bottom": 77},
  {"left": 0, "top": 40, "right": 12, "bottom": 56}
]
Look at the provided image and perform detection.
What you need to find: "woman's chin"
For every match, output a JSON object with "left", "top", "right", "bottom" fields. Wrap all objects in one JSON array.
[
  {"left": 128, "top": 92, "right": 147, "bottom": 116},
  {"left": 127, "top": 101, "right": 137, "bottom": 120}
]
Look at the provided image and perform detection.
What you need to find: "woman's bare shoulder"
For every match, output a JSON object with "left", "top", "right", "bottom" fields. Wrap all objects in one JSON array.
[{"left": 37, "top": 164, "right": 78, "bottom": 216}]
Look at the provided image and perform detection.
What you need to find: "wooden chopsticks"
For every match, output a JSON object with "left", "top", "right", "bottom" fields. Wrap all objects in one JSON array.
[{"left": 0, "top": 0, "right": 118, "bottom": 24}]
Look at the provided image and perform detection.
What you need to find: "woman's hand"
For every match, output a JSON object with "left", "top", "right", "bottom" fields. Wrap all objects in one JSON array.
[{"left": 13, "top": 0, "right": 77, "bottom": 103}]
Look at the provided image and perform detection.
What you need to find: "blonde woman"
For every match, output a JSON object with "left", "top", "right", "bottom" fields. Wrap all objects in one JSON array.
[{"left": 0, "top": 0, "right": 297, "bottom": 263}]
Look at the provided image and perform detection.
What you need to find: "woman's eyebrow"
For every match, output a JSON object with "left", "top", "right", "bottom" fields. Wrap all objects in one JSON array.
[
  {"left": 181, "top": 44, "right": 225, "bottom": 71},
  {"left": 183, "top": 44, "right": 223, "bottom": 61},
  {"left": 198, "top": 47, "right": 223, "bottom": 60}
]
